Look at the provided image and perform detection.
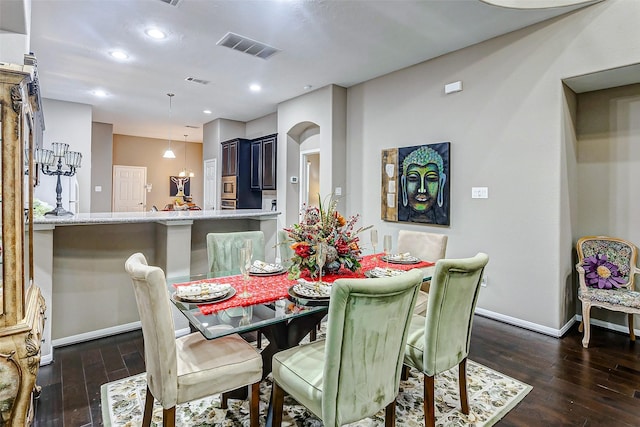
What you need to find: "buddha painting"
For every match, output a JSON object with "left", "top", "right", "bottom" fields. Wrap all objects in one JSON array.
[{"left": 398, "top": 142, "right": 450, "bottom": 225}]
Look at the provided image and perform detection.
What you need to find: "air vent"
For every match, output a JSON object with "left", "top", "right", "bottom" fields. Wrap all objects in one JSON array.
[
  {"left": 217, "top": 32, "right": 280, "bottom": 60},
  {"left": 185, "top": 77, "right": 210, "bottom": 85},
  {"left": 158, "top": 0, "right": 182, "bottom": 6},
  {"left": 185, "top": 125, "right": 199, "bottom": 129}
]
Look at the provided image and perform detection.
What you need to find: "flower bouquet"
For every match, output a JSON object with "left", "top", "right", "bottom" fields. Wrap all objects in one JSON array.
[{"left": 284, "top": 195, "right": 370, "bottom": 280}]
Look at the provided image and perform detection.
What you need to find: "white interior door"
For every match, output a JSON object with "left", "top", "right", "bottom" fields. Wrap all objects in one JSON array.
[
  {"left": 203, "top": 158, "right": 217, "bottom": 210},
  {"left": 300, "top": 149, "right": 320, "bottom": 208},
  {"left": 113, "top": 165, "right": 146, "bottom": 212}
]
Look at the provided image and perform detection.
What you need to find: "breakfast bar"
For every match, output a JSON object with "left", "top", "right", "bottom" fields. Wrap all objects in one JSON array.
[{"left": 33, "top": 209, "right": 280, "bottom": 365}]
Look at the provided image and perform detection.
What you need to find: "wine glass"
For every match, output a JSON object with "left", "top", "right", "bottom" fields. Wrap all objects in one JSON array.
[
  {"left": 237, "top": 241, "right": 253, "bottom": 298},
  {"left": 316, "top": 241, "right": 326, "bottom": 288},
  {"left": 383, "top": 235, "right": 392, "bottom": 267},
  {"left": 370, "top": 229, "right": 378, "bottom": 260}
]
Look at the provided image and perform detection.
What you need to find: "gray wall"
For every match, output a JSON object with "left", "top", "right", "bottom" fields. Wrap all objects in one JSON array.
[
  {"left": 91, "top": 122, "right": 113, "bottom": 212},
  {"left": 342, "top": 0, "right": 640, "bottom": 332}
]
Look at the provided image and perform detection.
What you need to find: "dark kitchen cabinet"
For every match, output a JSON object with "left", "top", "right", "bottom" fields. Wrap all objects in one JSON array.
[
  {"left": 221, "top": 139, "right": 237, "bottom": 176},
  {"left": 220, "top": 138, "right": 261, "bottom": 209},
  {"left": 250, "top": 134, "right": 277, "bottom": 190}
]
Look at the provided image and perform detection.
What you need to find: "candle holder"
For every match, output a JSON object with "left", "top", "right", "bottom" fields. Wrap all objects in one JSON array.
[{"left": 34, "top": 142, "right": 82, "bottom": 216}]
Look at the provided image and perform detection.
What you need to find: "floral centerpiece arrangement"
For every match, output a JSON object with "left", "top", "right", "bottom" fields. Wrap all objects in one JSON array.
[{"left": 285, "top": 195, "right": 370, "bottom": 279}]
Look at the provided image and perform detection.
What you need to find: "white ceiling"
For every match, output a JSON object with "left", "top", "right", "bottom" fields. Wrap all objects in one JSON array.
[{"left": 23, "top": 0, "right": 600, "bottom": 142}]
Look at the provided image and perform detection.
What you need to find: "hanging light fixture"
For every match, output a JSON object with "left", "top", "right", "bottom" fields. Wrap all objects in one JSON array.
[
  {"left": 179, "top": 134, "right": 195, "bottom": 177},
  {"left": 162, "top": 93, "right": 176, "bottom": 159}
]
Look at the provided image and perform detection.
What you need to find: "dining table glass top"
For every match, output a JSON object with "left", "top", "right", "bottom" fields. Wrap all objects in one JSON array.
[{"left": 166, "top": 254, "right": 434, "bottom": 340}]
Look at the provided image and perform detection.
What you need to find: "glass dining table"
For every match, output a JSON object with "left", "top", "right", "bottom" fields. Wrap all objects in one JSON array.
[{"left": 166, "top": 255, "right": 434, "bottom": 425}]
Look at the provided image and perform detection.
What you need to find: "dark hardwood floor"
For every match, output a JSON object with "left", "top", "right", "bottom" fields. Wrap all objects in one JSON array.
[{"left": 34, "top": 316, "right": 640, "bottom": 426}]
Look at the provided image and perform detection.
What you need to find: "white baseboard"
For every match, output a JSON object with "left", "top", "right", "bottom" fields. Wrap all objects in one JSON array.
[
  {"left": 51, "top": 321, "right": 143, "bottom": 348},
  {"left": 40, "top": 353, "right": 53, "bottom": 366},
  {"left": 475, "top": 307, "right": 577, "bottom": 338}
]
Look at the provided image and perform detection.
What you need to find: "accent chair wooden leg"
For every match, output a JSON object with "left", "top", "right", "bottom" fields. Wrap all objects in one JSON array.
[
  {"left": 628, "top": 314, "right": 636, "bottom": 341},
  {"left": 458, "top": 358, "right": 469, "bottom": 415},
  {"left": 249, "top": 382, "right": 260, "bottom": 427},
  {"left": 578, "top": 321, "right": 584, "bottom": 333},
  {"left": 142, "top": 386, "right": 154, "bottom": 427},
  {"left": 424, "top": 374, "right": 435, "bottom": 427},
  {"left": 163, "top": 406, "right": 176, "bottom": 427},
  {"left": 384, "top": 399, "right": 396, "bottom": 427},
  {"left": 582, "top": 303, "right": 592, "bottom": 348},
  {"left": 221, "top": 392, "right": 229, "bottom": 409},
  {"left": 272, "top": 381, "right": 285, "bottom": 426},
  {"left": 257, "top": 330, "right": 263, "bottom": 349}
]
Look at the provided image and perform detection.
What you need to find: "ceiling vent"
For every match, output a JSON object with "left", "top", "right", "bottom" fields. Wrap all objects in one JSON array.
[
  {"left": 185, "top": 125, "right": 199, "bottom": 129},
  {"left": 185, "top": 77, "right": 210, "bottom": 85},
  {"left": 217, "top": 32, "right": 280, "bottom": 60},
  {"left": 158, "top": 0, "right": 182, "bottom": 6}
]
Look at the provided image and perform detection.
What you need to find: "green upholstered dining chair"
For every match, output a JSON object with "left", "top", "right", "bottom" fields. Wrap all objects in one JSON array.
[
  {"left": 125, "top": 253, "right": 263, "bottom": 427},
  {"left": 271, "top": 269, "right": 424, "bottom": 427},
  {"left": 206, "top": 231, "right": 265, "bottom": 274},
  {"left": 397, "top": 230, "right": 448, "bottom": 315},
  {"left": 576, "top": 236, "right": 640, "bottom": 348},
  {"left": 403, "top": 253, "right": 489, "bottom": 427},
  {"left": 277, "top": 229, "right": 295, "bottom": 267}
]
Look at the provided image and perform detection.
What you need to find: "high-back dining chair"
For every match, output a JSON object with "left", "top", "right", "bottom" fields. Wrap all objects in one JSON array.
[
  {"left": 206, "top": 231, "right": 265, "bottom": 274},
  {"left": 576, "top": 236, "right": 640, "bottom": 348},
  {"left": 403, "top": 253, "right": 489, "bottom": 427},
  {"left": 397, "top": 230, "right": 448, "bottom": 315},
  {"left": 271, "top": 269, "right": 424, "bottom": 427},
  {"left": 278, "top": 229, "right": 294, "bottom": 267},
  {"left": 124, "top": 253, "right": 263, "bottom": 427}
]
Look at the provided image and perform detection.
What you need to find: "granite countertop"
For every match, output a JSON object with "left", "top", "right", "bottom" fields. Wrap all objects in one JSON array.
[{"left": 33, "top": 209, "right": 280, "bottom": 226}]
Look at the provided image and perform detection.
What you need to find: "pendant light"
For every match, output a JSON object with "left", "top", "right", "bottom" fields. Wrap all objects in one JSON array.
[
  {"left": 179, "top": 134, "right": 195, "bottom": 178},
  {"left": 162, "top": 93, "right": 176, "bottom": 159}
]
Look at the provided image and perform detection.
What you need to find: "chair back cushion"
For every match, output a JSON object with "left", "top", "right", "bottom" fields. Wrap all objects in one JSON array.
[
  {"left": 278, "top": 229, "right": 295, "bottom": 265},
  {"left": 397, "top": 230, "right": 448, "bottom": 262},
  {"left": 322, "top": 269, "right": 423, "bottom": 425},
  {"left": 576, "top": 236, "right": 637, "bottom": 289},
  {"left": 124, "top": 253, "right": 178, "bottom": 408},
  {"left": 206, "top": 231, "right": 265, "bottom": 274},
  {"left": 422, "top": 253, "right": 489, "bottom": 376}
]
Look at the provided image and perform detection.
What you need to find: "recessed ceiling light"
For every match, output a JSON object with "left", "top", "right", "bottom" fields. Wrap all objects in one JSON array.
[
  {"left": 109, "top": 50, "right": 128, "bottom": 60},
  {"left": 92, "top": 89, "right": 108, "bottom": 97},
  {"left": 203, "top": 110, "right": 212, "bottom": 114},
  {"left": 145, "top": 28, "right": 166, "bottom": 39},
  {"left": 303, "top": 85, "right": 313, "bottom": 90},
  {"left": 250, "top": 84, "right": 262, "bottom": 92}
]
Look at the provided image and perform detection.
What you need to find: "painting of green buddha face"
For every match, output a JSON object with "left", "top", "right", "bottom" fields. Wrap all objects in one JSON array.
[{"left": 398, "top": 142, "right": 449, "bottom": 225}]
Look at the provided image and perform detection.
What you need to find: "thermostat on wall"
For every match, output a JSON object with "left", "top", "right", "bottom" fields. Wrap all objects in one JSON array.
[{"left": 290, "top": 176, "right": 299, "bottom": 184}]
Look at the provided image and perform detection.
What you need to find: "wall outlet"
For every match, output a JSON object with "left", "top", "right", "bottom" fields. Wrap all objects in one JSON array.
[{"left": 481, "top": 277, "right": 488, "bottom": 287}]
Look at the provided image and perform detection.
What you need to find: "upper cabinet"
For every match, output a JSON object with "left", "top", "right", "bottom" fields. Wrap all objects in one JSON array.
[
  {"left": 250, "top": 134, "right": 277, "bottom": 191},
  {"left": 221, "top": 139, "right": 238, "bottom": 176},
  {"left": 0, "top": 56, "right": 46, "bottom": 425}
]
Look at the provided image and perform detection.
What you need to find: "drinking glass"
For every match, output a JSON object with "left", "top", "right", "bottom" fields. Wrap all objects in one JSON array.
[
  {"left": 383, "top": 235, "right": 392, "bottom": 267},
  {"left": 370, "top": 229, "right": 378, "bottom": 259},
  {"left": 237, "top": 241, "right": 253, "bottom": 298},
  {"left": 316, "top": 242, "right": 326, "bottom": 288}
]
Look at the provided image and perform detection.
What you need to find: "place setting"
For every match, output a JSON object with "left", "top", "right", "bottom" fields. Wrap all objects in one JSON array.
[
  {"left": 172, "top": 281, "right": 236, "bottom": 304},
  {"left": 248, "top": 260, "right": 286, "bottom": 276}
]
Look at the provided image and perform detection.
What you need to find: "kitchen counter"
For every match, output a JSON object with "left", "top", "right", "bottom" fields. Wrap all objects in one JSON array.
[
  {"left": 33, "top": 209, "right": 282, "bottom": 365},
  {"left": 33, "top": 208, "right": 279, "bottom": 225}
]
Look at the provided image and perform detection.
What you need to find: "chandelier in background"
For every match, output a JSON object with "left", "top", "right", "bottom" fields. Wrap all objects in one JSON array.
[
  {"left": 178, "top": 134, "right": 195, "bottom": 178},
  {"left": 162, "top": 93, "right": 176, "bottom": 159}
]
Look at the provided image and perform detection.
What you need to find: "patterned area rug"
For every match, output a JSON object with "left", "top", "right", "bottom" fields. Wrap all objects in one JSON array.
[{"left": 101, "top": 359, "right": 531, "bottom": 426}]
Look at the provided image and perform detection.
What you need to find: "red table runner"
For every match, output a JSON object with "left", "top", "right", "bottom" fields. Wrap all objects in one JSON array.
[{"left": 173, "top": 254, "right": 433, "bottom": 315}]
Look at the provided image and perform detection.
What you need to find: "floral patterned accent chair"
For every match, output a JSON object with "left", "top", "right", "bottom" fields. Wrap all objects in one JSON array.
[{"left": 576, "top": 236, "right": 640, "bottom": 348}]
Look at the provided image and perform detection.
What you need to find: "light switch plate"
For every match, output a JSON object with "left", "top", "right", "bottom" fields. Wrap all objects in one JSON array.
[{"left": 471, "top": 187, "right": 488, "bottom": 199}]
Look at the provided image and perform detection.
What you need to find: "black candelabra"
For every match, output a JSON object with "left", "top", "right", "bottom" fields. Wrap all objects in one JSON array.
[{"left": 34, "top": 142, "right": 82, "bottom": 216}]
